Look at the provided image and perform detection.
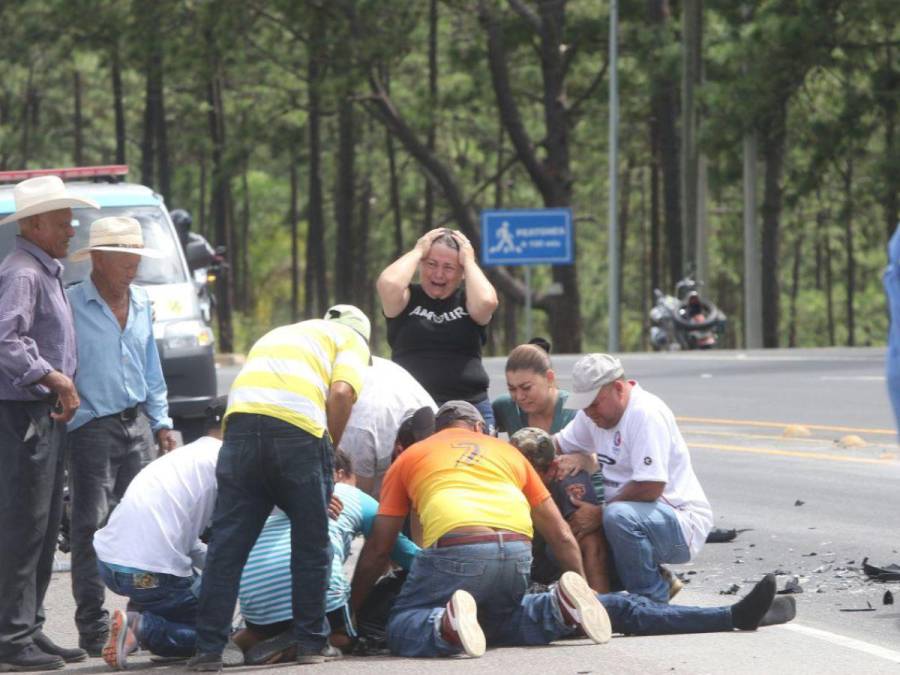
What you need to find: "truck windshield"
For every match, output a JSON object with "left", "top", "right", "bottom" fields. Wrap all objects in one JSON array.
[{"left": 61, "top": 206, "right": 188, "bottom": 286}]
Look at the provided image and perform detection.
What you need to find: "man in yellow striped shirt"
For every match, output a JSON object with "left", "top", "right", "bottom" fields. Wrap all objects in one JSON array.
[{"left": 188, "top": 305, "right": 371, "bottom": 670}]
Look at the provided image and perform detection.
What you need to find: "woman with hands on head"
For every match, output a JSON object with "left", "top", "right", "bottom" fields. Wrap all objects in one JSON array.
[{"left": 377, "top": 228, "right": 499, "bottom": 432}]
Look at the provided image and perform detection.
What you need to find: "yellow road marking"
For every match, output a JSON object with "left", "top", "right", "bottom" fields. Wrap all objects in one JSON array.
[
  {"left": 690, "top": 441, "right": 896, "bottom": 465},
  {"left": 682, "top": 429, "right": 835, "bottom": 444},
  {"left": 678, "top": 416, "right": 896, "bottom": 436}
]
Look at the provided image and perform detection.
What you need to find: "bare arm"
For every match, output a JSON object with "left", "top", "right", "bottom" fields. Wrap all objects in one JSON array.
[
  {"left": 350, "top": 514, "right": 405, "bottom": 613},
  {"left": 453, "top": 231, "right": 498, "bottom": 325},
  {"left": 377, "top": 228, "right": 446, "bottom": 318},
  {"left": 607, "top": 480, "right": 666, "bottom": 503},
  {"left": 326, "top": 380, "right": 357, "bottom": 448},
  {"left": 531, "top": 496, "right": 585, "bottom": 577}
]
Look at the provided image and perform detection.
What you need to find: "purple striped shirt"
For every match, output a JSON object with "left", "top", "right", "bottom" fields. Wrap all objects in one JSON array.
[{"left": 0, "top": 236, "right": 77, "bottom": 400}]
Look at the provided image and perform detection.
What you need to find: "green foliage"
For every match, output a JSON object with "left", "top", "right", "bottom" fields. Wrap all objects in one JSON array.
[{"left": 0, "top": 0, "right": 896, "bottom": 353}]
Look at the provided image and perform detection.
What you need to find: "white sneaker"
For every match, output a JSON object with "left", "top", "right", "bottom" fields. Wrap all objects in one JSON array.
[
  {"left": 555, "top": 571, "right": 612, "bottom": 644},
  {"left": 440, "top": 589, "right": 486, "bottom": 657}
]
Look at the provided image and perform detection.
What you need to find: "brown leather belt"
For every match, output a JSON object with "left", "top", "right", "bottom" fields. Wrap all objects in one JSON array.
[{"left": 435, "top": 531, "right": 531, "bottom": 548}]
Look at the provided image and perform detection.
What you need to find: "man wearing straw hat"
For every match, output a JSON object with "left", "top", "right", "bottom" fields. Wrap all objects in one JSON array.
[
  {"left": 0, "top": 175, "right": 99, "bottom": 670},
  {"left": 64, "top": 216, "right": 176, "bottom": 657}
]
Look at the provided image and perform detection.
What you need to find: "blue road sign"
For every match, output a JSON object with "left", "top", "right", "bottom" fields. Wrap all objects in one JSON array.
[{"left": 480, "top": 208, "right": 573, "bottom": 266}]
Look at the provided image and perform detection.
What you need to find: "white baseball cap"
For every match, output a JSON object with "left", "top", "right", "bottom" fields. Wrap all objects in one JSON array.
[
  {"left": 563, "top": 353, "right": 625, "bottom": 410},
  {"left": 324, "top": 304, "right": 370, "bottom": 343}
]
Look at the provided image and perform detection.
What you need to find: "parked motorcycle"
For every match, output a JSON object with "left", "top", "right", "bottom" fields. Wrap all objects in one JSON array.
[{"left": 649, "top": 277, "right": 726, "bottom": 350}]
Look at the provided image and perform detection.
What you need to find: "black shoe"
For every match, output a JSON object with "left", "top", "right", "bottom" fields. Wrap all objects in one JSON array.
[
  {"left": 0, "top": 644, "right": 65, "bottom": 671},
  {"left": 186, "top": 652, "right": 223, "bottom": 672},
  {"left": 78, "top": 633, "right": 108, "bottom": 658},
  {"left": 33, "top": 632, "right": 87, "bottom": 663}
]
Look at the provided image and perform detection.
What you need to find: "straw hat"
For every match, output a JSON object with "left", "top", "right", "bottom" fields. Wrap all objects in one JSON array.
[
  {"left": 0, "top": 175, "right": 99, "bottom": 226},
  {"left": 69, "top": 216, "right": 163, "bottom": 262}
]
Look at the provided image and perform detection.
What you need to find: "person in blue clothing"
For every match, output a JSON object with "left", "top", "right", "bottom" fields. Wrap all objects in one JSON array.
[
  {"left": 66, "top": 216, "right": 176, "bottom": 655},
  {"left": 884, "top": 224, "right": 900, "bottom": 436},
  {"left": 234, "top": 449, "right": 419, "bottom": 664}
]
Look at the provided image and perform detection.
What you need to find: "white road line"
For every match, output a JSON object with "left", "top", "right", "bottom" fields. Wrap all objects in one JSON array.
[
  {"left": 819, "top": 375, "right": 885, "bottom": 382},
  {"left": 778, "top": 623, "right": 900, "bottom": 664}
]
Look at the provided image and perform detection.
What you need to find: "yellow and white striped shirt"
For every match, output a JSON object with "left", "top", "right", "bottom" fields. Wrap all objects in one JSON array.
[{"left": 225, "top": 320, "right": 369, "bottom": 438}]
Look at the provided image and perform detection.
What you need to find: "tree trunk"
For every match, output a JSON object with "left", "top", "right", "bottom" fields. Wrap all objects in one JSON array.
[
  {"left": 239, "top": 161, "right": 251, "bottom": 311},
  {"left": 306, "top": 24, "right": 328, "bottom": 317},
  {"left": 156, "top": 58, "right": 171, "bottom": 203},
  {"left": 759, "top": 99, "right": 787, "bottom": 348},
  {"left": 787, "top": 230, "right": 803, "bottom": 348},
  {"left": 818, "top": 210, "right": 836, "bottom": 346},
  {"left": 358, "top": 175, "right": 373, "bottom": 330},
  {"left": 843, "top": 158, "right": 855, "bottom": 346},
  {"left": 649, "top": 117, "right": 662, "bottom": 294},
  {"left": 289, "top": 135, "right": 300, "bottom": 322},
  {"left": 111, "top": 43, "right": 126, "bottom": 165},
  {"left": 647, "top": 0, "right": 682, "bottom": 287},
  {"left": 617, "top": 161, "right": 632, "bottom": 315},
  {"left": 21, "top": 68, "right": 35, "bottom": 165},
  {"left": 424, "top": 0, "right": 438, "bottom": 232},
  {"left": 334, "top": 96, "right": 356, "bottom": 303},
  {"left": 141, "top": 64, "right": 157, "bottom": 187},
  {"left": 878, "top": 44, "right": 898, "bottom": 241},
  {"left": 477, "top": 0, "right": 582, "bottom": 352},
  {"left": 73, "top": 70, "right": 83, "bottom": 165},
  {"left": 205, "top": 27, "right": 233, "bottom": 353}
]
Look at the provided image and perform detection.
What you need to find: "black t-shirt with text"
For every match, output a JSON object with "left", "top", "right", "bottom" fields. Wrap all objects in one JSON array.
[{"left": 386, "top": 284, "right": 489, "bottom": 404}]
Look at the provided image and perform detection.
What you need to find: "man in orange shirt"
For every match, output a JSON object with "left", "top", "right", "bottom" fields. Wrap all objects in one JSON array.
[{"left": 349, "top": 401, "right": 610, "bottom": 658}]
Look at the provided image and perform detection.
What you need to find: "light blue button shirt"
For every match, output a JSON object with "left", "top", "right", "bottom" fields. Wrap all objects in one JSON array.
[{"left": 67, "top": 277, "right": 172, "bottom": 433}]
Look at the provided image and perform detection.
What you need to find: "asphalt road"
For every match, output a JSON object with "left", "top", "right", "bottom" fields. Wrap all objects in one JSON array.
[{"left": 43, "top": 347, "right": 900, "bottom": 673}]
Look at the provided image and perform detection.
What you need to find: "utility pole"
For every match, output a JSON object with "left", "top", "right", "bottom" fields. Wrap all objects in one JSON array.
[
  {"left": 681, "top": 0, "right": 705, "bottom": 282},
  {"left": 743, "top": 132, "right": 763, "bottom": 349},
  {"left": 608, "top": 0, "right": 620, "bottom": 352}
]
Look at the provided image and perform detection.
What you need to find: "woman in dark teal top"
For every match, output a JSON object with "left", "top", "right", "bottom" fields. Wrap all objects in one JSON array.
[
  {"left": 493, "top": 342, "right": 602, "bottom": 498},
  {"left": 492, "top": 343, "right": 575, "bottom": 436}
]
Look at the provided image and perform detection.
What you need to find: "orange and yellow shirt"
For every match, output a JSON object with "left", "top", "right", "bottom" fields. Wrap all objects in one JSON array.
[{"left": 378, "top": 427, "right": 550, "bottom": 547}]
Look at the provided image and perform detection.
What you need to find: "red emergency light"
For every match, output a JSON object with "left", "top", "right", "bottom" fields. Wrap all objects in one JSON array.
[{"left": 0, "top": 165, "right": 129, "bottom": 184}]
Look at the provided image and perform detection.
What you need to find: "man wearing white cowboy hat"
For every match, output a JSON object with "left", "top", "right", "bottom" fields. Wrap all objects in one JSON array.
[
  {"left": 0, "top": 175, "right": 99, "bottom": 670},
  {"left": 63, "top": 216, "right": 177, "bottom": 657}
]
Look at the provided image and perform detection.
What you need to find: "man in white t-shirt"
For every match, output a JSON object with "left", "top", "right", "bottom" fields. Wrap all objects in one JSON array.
[
  {"left": 92, "top": 399, "right": 243, "bottom": 670},
  {"left": 555, "top": 354, "right": 712, "bottom": 604},
  {"left": 340, "top": 357, "right": 436, "bottom": 497}
]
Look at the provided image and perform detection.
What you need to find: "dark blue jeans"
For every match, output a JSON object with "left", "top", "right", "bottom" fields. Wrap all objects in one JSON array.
[
  {"left": 194, "top": 414, "right": 334, "bottom": 655},
  {"left": 388, "top": 539, "right": 572, "bottom": 656},
  {"left": 68, "top": 414, "right": 150, "bottom": 638},
  {"left": 98, "top": 562, "right": 198, "bottom": 657},
  {"left": 599, "top": 592, "right": 731, "bottom": 635}
]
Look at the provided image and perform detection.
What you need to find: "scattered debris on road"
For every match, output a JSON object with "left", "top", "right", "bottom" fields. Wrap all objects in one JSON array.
[
  {"left": 720, "top": 584, "right": 741, "bottom": 595},
  {"left": 776, "top": 575, "right": 804, "bottom": 594},
  {"left": 706, "top": 527, "right": 738, "bottom": 543},
  {"left": 794, "top": 499, "right": 805, "bottom": 506},
  {"left": 862, "top": 557, "right": 900, "bottom": 581},
  {"left": 883, "top": 591, "right": 894, "bottom": 605},
  {"left": 839, "top": 600, "right": 874, "bottom": 612}
]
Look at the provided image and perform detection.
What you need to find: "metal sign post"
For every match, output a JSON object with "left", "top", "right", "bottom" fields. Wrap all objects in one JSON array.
[{"left": 481, "top": 208, "right": 573, "bottom": 341}]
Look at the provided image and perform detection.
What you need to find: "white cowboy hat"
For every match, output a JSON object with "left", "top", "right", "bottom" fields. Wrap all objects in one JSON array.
[
  {"left": 0, "top": 175, "right": 99, "bottom": 226},
  {"left": 69, "top": 216, "right": 164, "bottom": 262}
]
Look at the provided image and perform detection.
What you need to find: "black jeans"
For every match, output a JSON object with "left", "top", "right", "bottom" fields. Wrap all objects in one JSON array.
[
  {"left": 0, "top": 400, "right": 65, "bottom": 658},
  {"left": 67, "top": 413, "right": 151, "bottom": 638},
  {"left": 195, "top": 413, "right": 335, "bottom": 655}
]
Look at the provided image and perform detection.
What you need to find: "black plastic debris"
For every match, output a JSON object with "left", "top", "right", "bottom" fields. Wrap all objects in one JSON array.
[
  {"left": 776, "top": 576, "right": 804, "bottom": 595},
  {"left": 840, "top": 601, "right": 874, "bottom": 612},
  {"left": 802, "top": 552, "right": 818, "bottom": 557},
  {"left": 884, "top": 591, "right": 894, "bottom": 605},
  {"left": 720, "top": 584, "right": 741, "bottom": 595},
  {"left": 794, "top": 499, "right": 805, "bottom": 506},
  {"left": 862, "top": 557, "right": 900, "bottom": 581},
  {"left": 707, "top": 527, "right": 738, "bottom": 543}
]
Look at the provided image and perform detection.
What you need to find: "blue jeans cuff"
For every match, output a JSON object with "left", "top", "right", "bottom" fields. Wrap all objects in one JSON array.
[{"left": 430, "top": 607, "right": 461, "bottom": 654}]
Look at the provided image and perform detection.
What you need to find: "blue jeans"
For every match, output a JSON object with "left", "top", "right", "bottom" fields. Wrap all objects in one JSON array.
[
  {"left": 600, "top": 593, "right": 731, "bottom": 635},
  {"left": 98, "top": 562, "right": 198, "bottom": 657},
  {"left": 194, "top": 414, "right": 334, "bottom": 655},
  {"left": 387, "top": 539, "right": 573, "bottom": 657},
  {"left": 603, "top": 501, "right": 691, "bottom": 603},
  {"left": 473, "top": 398, "right": 496, "bottom": 436}
]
